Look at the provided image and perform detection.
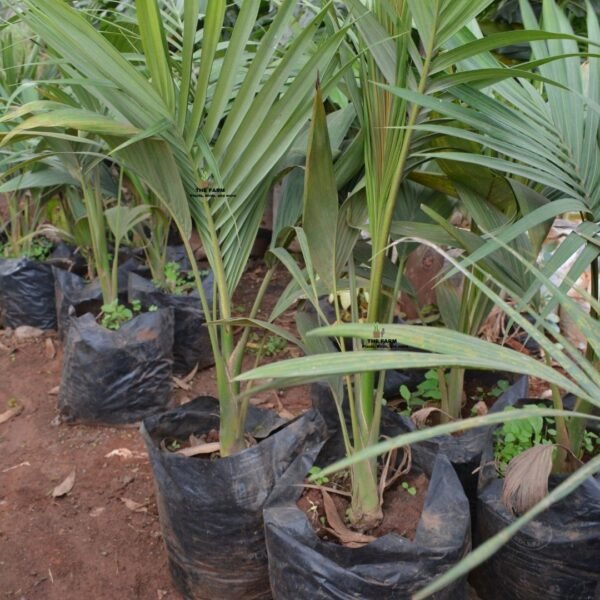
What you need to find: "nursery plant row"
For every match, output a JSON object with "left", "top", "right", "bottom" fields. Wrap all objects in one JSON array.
[{"left": 0, "top": 0, "right": 599, "bottom": 598}]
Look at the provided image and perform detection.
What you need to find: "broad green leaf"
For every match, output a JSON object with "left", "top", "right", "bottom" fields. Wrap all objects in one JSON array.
[
  {"left": 0, "top": 168, "right": 79, "bottom": 192},
  {"left": 236, "top": 347, "right": 586, "bottom": 401},
  {"left": 105, "top": 205, "right": 151, "bottom": 247},
  {"left": 408, "top": 0, "right": 495, "bottom": 52},
  {"left": 311, "top": 410, "right": 600, "bottom": 480},
  {"left": 135, "top": 0, "right": 174, "bottom": 112},
  {"left": 177, "top": 0, "right": 201, "bottom": 132},
  {"left": 186, "top": 0, "right": 226, "bottom": 147},
  {"left": 432, "top": 30, "right": 588, "bottom": 74},
  {"left": 1, "top": 110, "right": 140, "bottom": 146},
  {"left": 203, "top": 0, "right": 260, "bottom": 141},
  {"left": 112, "top": 137, "right": 192, "bottom": 238},
  {"left": 303, "top": 81, "right": 339, "bottom": 290}
]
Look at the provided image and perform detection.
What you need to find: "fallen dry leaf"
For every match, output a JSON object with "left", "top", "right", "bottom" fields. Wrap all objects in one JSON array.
[
  {"left": 173, "top": 376, "right": 191, "bottom": 391},
  {"left": 0, "top": 404, "right": 23, "bottom": 424},
  {"left": 321, "top": 490, "right": 376, "bottom": 548},
  {"left": 410, "top": 406, "right": 441, "bottom": 429},
  {"left": 48, "top": 386, "right": 60, "bottom": 396},
  {"left": 176, "top": 442, "right": 220, "bottom": 457},
  {"left": 14, "top": 325, "right": 44, "bottom": 340},
  {"left": 120, "top": 497, "right": 148, "bottom": 513},
  {"left": 45, "top": 338, "right": 56, "bottom": 359},
  {"left": 2, "top": 461, "right": 31, "bottom": 473},
  {"left": 105, "top": 448, "right": 146, "bottom": 460},
  {"left": 272, "top": 391, "right": 294, "bottom": 420},
  {"left": 182, "top": 364, "right": 198, "bottom": 384},
  {"left": 472, "top": 400, "right": 488, "bottom": 417},
  {"left": 52, "top": 470, "right": 76, "bottom": 498}
]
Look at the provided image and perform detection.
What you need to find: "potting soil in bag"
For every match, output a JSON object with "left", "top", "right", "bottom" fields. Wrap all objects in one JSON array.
[
  {"left": 53, "top": 259, "right": 148, "bottom": 339},
  {"left": 312, "top": 376, "right": 528, "bottom": 532},
  {"left": 0, "top": 257, "right": 57, "bottom": 329},
  {"left": 128, "top": 271, "right": 214, "bottom": 374},
  {"left": 264, "top": 406, "right": 471, "bottom": 599},
  {"left": 58, "top": 308, "right": 174, "bottom": 424},
  {"left": 472, "top": 427, "right": 600, "bottom": 600},
  {"left": 140, "top": 398, "right": 328, "bottom": 600}
]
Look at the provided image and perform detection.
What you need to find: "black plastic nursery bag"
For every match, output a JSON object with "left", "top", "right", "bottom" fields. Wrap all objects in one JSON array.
[
  {"left": 58, "top": 308, "right": 174, "bottom": 424},
  {"left": 141, "top": 399, "right": 328, "bottom": 600},
  {"left": 128, "top": 271, "right": 214, "bottom": 374},
  {"left": 413, "top": 376, "right": 528, "bottom": 525},
  {"left": 264, "top": 406, "right": 472, "bottom": 600},
  {"left": 53, "top": 258, "right": 147, "bottom": 339},
  {"left": 472, "top": 428, "right": 600, "bottom": 599},
  {"left": 0, "top": 257, "right": 57, "bottom": 329}
]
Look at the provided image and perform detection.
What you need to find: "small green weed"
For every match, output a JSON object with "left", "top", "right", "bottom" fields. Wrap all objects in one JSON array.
[
  {"left": 398, "top": 369, "right": 442, "bottom": 416},
  {"left": 469, "top": 379, "right": 510, "bottom": 415},
  {"left": 494, "top": 405, "right": 600, "bottom": 474},
  {"left": 582, "top": 430, "right": 599, "bottom": 455},
  {"left": 308, "top": 466, "right": 329, "bottom": 486},
  {"left": 100, "top": 299, "right": 156, "bottom": 330},
  {"left": 494, "top": 405, "right": 555, "bottom": 473},
  {"left": 1, "top": 237, "right": 53, "bottom": 261},
  {"left": 248, "top": 333, "right": 287, "bottom": 357},
  {"left": 159, "top": 261, "right": 196, "bottom": 295},
  {"left": 401, "top": 481, "right": 417, "bottom": 496},
  {"left": 26, "top": 238, "right": 53, "bottom": 261}
]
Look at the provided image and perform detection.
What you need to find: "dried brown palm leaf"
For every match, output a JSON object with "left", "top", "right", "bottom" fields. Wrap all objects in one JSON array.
[
  {"left": 321, "top": 490, "right": 376, "bottom": 548},
  {"left": 411, "top": 407, "right": 454, "bottom": 429},
  {"left": 176, "top": 442, "right": 221, "bottom": 457},
  {"left": 502, "top": 444, "right": 555, "bottom": 515}
]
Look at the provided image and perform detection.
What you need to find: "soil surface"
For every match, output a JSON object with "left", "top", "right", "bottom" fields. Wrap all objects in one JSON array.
[
  {"left": 0, "top": 262, "right": 311, "bottom": 600},
  {"left": 298, "top": 469, "right": 429, "bottom": 543},
  {"left": 0, "top": 257, "right": 554, "bottom": 599}
]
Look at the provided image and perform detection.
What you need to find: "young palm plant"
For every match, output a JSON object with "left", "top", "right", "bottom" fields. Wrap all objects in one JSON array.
[
  {"left": 235, "top": 0, "right": 571, "bottom": 531},
  {"left": 381, "top": 0, "right": 600, "bottom": 462},
  {"left": 2, "top": 0, "right": 352, "bottom": 455},
  {"left": 290, "top": 241, "right": 600, "bottom": 599}
]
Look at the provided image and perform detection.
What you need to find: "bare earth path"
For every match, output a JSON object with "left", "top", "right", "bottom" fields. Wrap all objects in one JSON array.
[{"left": 0, "top": 263, "right": 311, "bottom": 599}]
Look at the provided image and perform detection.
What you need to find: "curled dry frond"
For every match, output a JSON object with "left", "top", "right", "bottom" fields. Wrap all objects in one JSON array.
[
  {"left": 502, "top": 444, "right": 555, "bottom": 515},
  {"left": 411, "top": 406, "right": 454, "bottom": 429}
]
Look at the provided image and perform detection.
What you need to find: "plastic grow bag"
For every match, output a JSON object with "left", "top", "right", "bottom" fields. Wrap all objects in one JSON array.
[
  {"left": 128, "top": 271, "right": 214, "bottom": 374},
  {"left": 312, "top": 376, "right": 527, "bottom": 528},
  {"left": 140, "top": 399, "right": 328, "bottom": 600},
  {"left": 53, "top": 258, "right": 147, "bottom": 339},
  {"left": 165, "top": 245, "right": 192, "bottom": 270},
  {"left": 264, "top": 407, "right": 471, "bottom": 600},
  {"left": 411, "top": 376, "right": 528, "bottom": 527},
  {"left": 58, "top": 308, "right": 174, "bottom": 424},
  {"left": 471, "top": 423, "right": 600, "bottom": 600},
  {"left": 0, "top": 257, "right": 57, "bottom": 330},
  {"left": 48, "top": 243, "right": 88, "bottom": 276}
]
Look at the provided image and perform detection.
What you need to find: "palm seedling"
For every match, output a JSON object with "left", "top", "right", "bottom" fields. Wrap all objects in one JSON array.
[
  {"left": 1, "top": 0, "right": 356, "bottom": 454},
  {"left": 235, "top": 0, "right": 575, "bottom": 530},
  {"left": 383, "top": 0, "right": 600, "bottom": 463}
]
